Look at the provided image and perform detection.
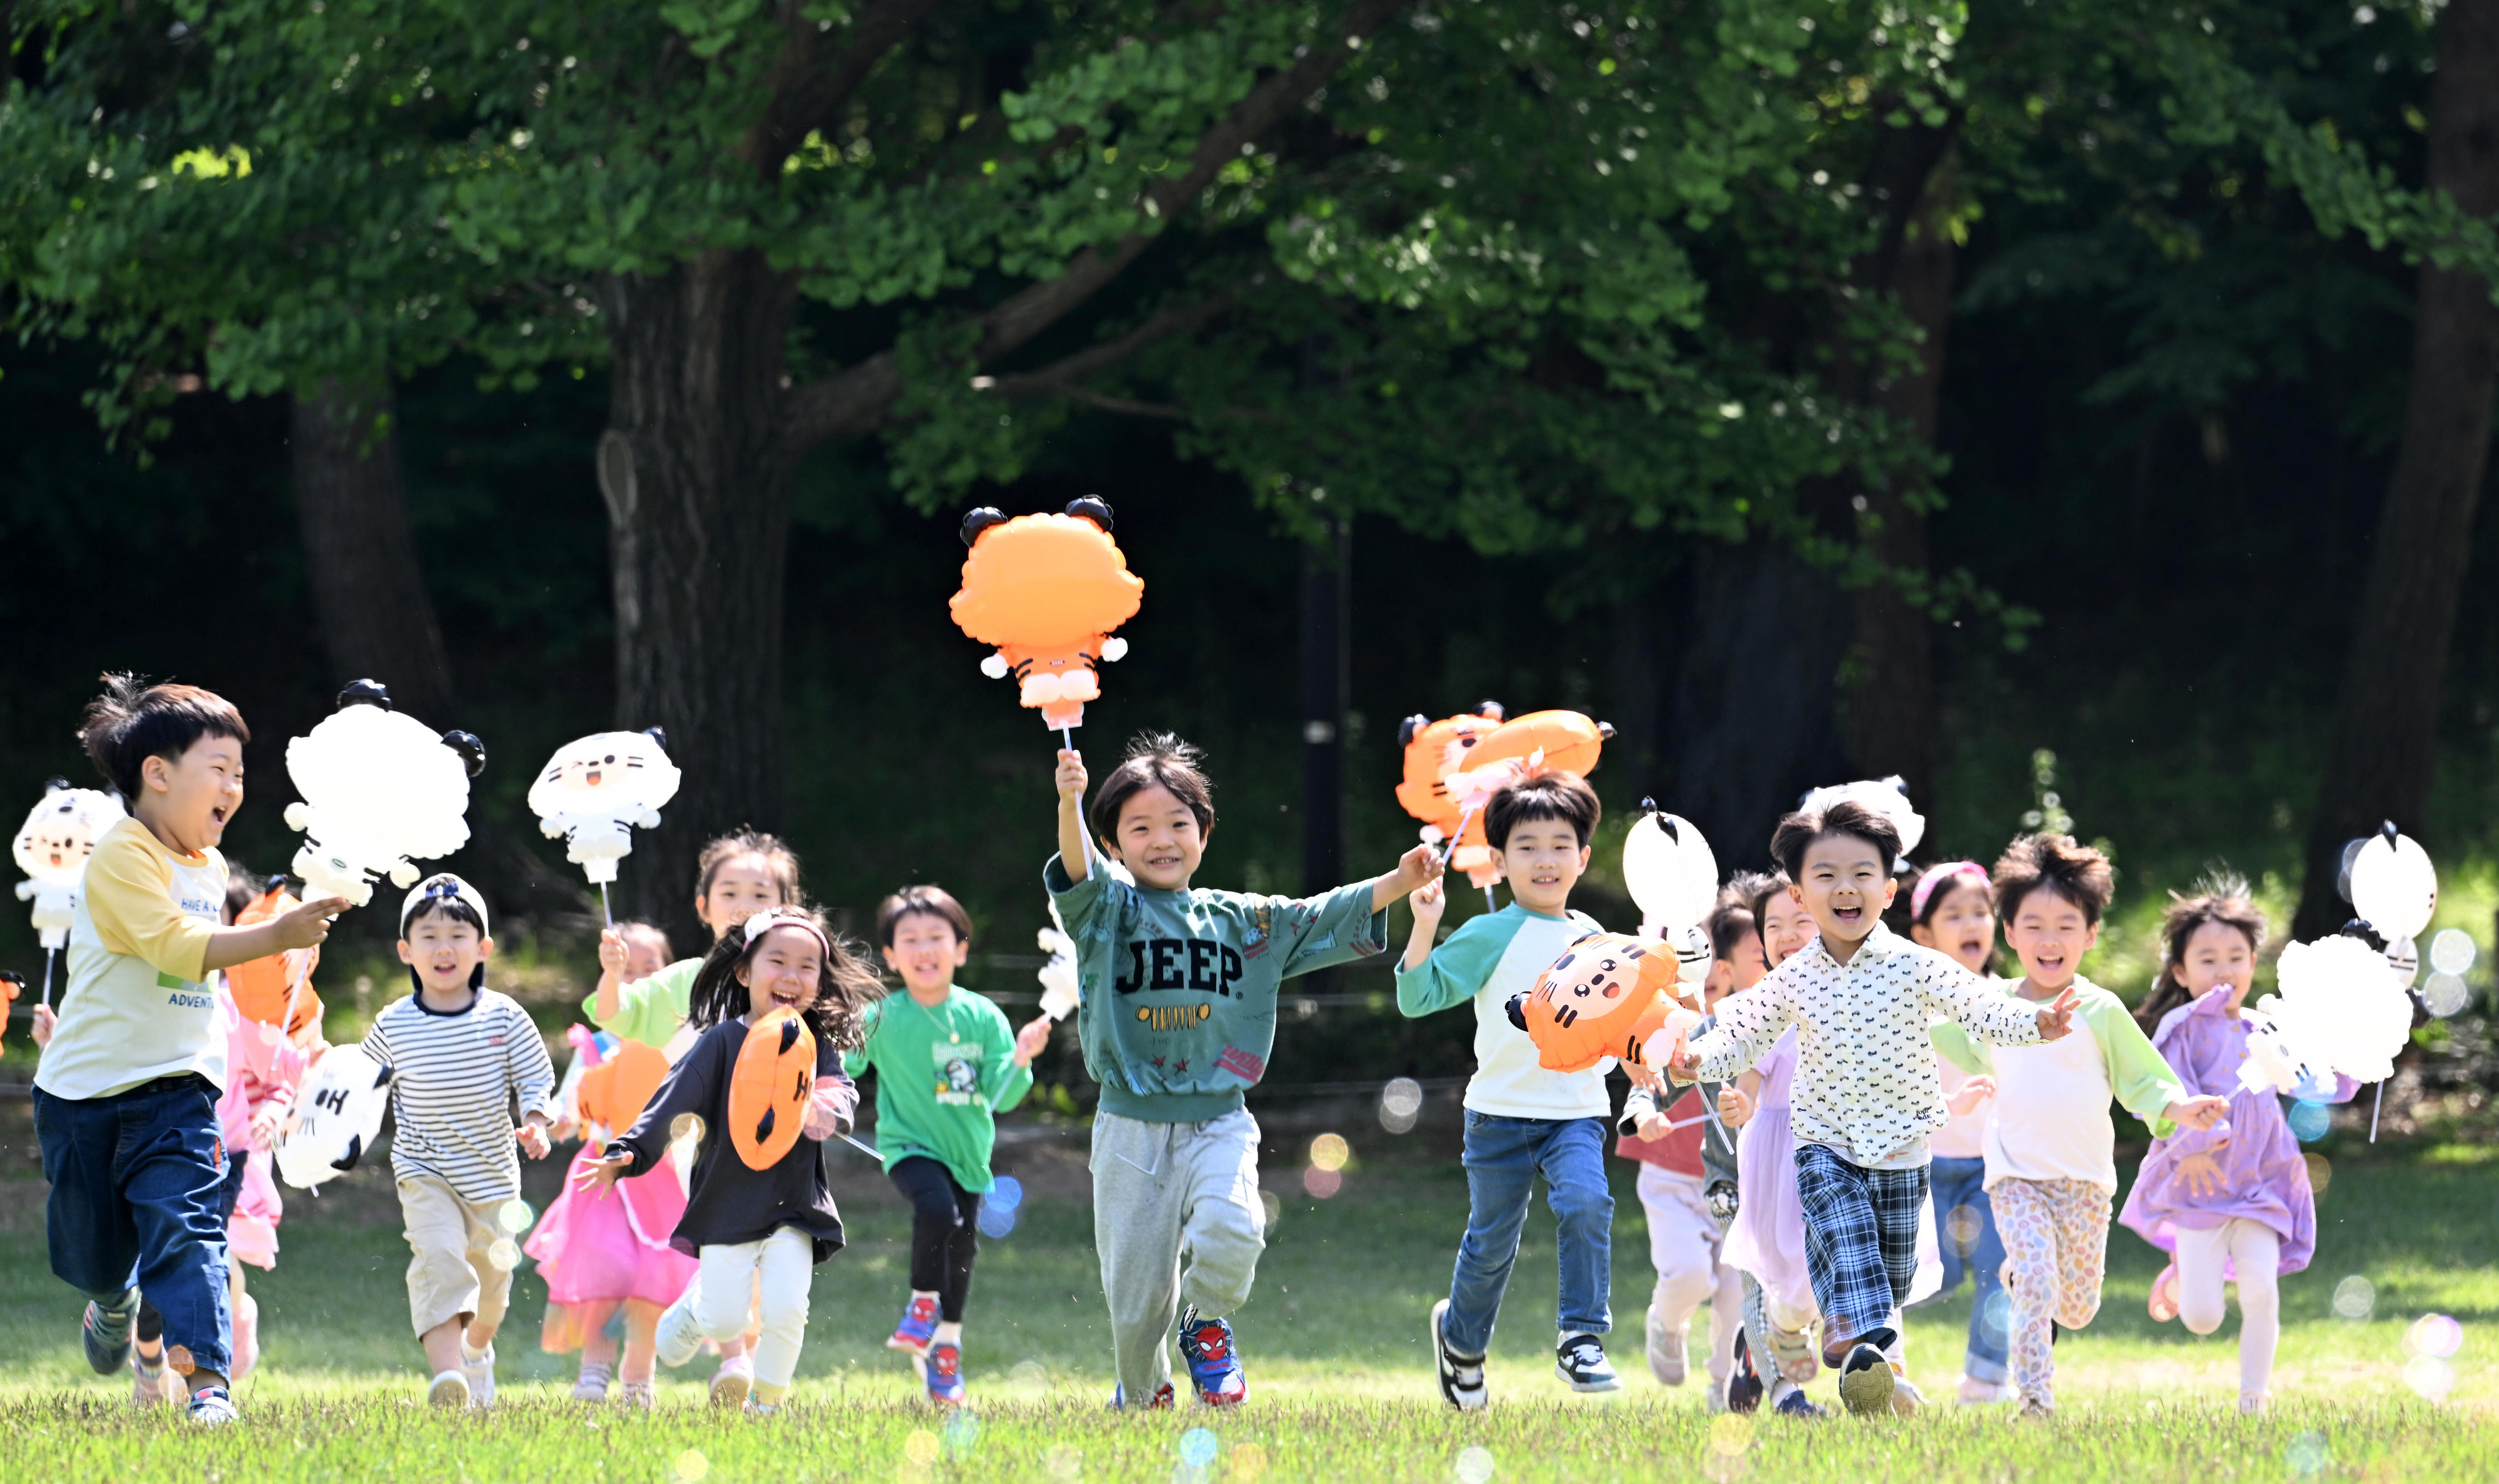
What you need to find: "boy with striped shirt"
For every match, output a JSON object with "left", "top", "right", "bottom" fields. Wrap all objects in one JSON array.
[{"left": 364, "top": 874, "right": 559, "bottom": 1407}]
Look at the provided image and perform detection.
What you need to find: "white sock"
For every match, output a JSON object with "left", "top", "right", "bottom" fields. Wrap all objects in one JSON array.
[
  {"left": 461, "top": 1340, "right": 491, "bottom": 1364},
  {"left": 934, "top": 1320, "right": 962, "bottom": 1345}
]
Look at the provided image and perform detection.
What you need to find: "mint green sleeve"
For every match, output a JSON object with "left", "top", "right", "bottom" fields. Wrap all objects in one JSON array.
[
  {"left": 587, "top": 959, "right": 698, "bottom": 1050},
  {"left": 2085, "top": 991, "right": 2185, "bottom": 1136},
  {"left": 1271, "top": 879, "right": 1390, "bottom": 979},
  {"left": 1396, "top": 913, "right": 1518, "bottom": 1017},
  {"left": 976, "top": 1000, "right": 1035, "bottom": 1114},
  {"left": 1930, "top": 1019, "right": 1992, "bottom": 1076}
]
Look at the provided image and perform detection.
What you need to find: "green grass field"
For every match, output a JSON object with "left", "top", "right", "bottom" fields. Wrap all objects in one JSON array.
[{"left": 1, "top": 1129, "right": 2492, "bottom": 1482}]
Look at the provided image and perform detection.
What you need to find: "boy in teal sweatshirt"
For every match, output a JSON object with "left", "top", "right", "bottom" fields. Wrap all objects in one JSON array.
[{"left": 1050, "top": 731, "right": 1439, "bottom": 1409}]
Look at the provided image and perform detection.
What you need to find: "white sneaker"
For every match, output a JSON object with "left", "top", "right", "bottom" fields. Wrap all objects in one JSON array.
[
  {"left": 572, "top": 1361, "right": 613, "bottom": 1403},
  {"left": 655, "top": 1297, "right": 703, "bottom": 1368},
  {"left": 184, "top": 1385, "right": 239, "bottom": 1426},
  {"left": 710, "top": 1355, "right": 753, "bottom": 1410},
  {"left": 131, "top": 1357, "right": 175, "bottom": 1407},
  {"left": 620, "top": 1380, "right": 657, "bottom": 1410},
  {"left": 428, "top": 1370, "right": 471, "bottom": 1408},
  {"left": 462, "top": 1343, "right": 496, "bottom": 1407},
  {"left": 1429, "top": 1299, "right": 1488, "bottom": 1411},
  {"left": 1645, "top": 1303, "right": 1688, "bottom": 1386},
  {"left": 1556, "top": 1332, "right": 1622, "bottom": 1393},
  {"left": 1889, "top": 1372, "right": 1925, "bottom": 1417}
]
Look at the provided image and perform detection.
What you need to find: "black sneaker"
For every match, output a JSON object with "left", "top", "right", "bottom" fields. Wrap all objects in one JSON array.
[
  {"left": 1726, "top": 1330, "right": 1765, "bottom": 1415},
  {"left": 1837, "top": 1342, "right": 1896, "bottom": 1417},
  {"left": 82, "top": 1291, "right": 139, "bottom": 1375},
  {"left": 1774, "top": 1383, "right": 1829, "bottom": 1419},
  {"left": 1429, "top": 1299, "right": 1487, "bottom": 1411},
  {"left": 1555, "top": 1332, "right": 1622, "bottom": 1393}
]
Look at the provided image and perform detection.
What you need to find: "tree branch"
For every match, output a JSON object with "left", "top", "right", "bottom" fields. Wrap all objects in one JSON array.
[
  {"left": 786, "top": 0, "right": 1408, "bottom": 445},
  {"left": 739, "top": 0, "right": 945, "bottom": 179},
  {"left": 977, "top": 282, "right": 1251, "bottom": 396}
]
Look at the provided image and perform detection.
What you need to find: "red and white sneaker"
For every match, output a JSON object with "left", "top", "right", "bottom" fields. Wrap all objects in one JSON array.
[
  {"left": 888, "top": 1294, "right": 940, "bottom": 1354},
  {"left": 1178, "top": 1307, "right": 1246, "bottom": 1407},
  {"left": 925, "top": 1342, "right": 967, "bottom": 1406}
]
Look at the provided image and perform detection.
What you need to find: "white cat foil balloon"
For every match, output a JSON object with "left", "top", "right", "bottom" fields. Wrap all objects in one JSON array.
[
  {"left": 12, "top": 781, "right": 126, "bottom": 949},
  {"left": 275, "top": 1041, "right": 394, "bottom": 1189},
  {"left": 527, "top": 729, "right": 682, "bottom": 885},
  {"left": 281, "top": 681, "right": 485, "bottom": 907}
]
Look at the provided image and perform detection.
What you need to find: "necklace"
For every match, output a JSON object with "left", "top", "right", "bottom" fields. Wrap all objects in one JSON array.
[{"left": 903, "top": 986, "right": 960, "bottom": 1043}]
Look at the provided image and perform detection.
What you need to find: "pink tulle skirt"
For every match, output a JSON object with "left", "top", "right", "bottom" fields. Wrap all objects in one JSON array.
[{"left": 526, "top": 1145, "right": 697, "bottom": 1308}]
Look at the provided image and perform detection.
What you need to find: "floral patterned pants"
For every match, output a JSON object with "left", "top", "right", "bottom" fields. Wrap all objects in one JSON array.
[{"left": 1990, "top": 1176, "right": 2110, "bottom": 1410}]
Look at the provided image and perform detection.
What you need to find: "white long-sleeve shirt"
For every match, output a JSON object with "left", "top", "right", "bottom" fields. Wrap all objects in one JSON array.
[{"left": 1686, "top": 924, "right": 2042, "bottom": 1168}]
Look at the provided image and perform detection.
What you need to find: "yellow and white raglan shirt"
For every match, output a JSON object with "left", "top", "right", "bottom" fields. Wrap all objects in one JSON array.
[{"left": 34, "top": 818, "right": 229, "bottom": 1101}]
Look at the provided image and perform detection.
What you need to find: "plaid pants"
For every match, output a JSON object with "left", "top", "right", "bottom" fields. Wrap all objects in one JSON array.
[{"left": 1793, "top": 1142, "right": 1927, "bottom": 1365}]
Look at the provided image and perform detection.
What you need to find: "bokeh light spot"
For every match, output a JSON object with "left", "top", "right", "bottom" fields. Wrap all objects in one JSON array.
[
  {"left": 669, "top": 1112, "right": 706, "bottom": 1145},
  {"left": 1309, "top": 1132, "right": 1350, "bottom": 1172},
  {"left": 673, "top": 1450, "right": 709, "bottom": 1483},
  {"left": 1230, "top": 1443, "right": 1269, "bottom": 1480},
  {"left": 2288, "top": 1100, "right": 2332, "bottom": 1142},
  {"left": 2303, "top": 1152, "right": 2332, "bottom": 1196},
  {"left": 1454, "top": 1445, "right": 1496, "bottom": 1484},
  {"left": 988, "top": 1174, "right": 1025, "bottom": 1213},
  {"left": 1302, "top": 1165, "right": 1342, "bottom": 1199},
  {"left": 2423, "top": 972, "right": 2471, "bottom": 1018},
  {"left": 2429, "top": 928, "right": 2477, "bottom": 977},
  {"left": 1044, "top": 1444, "right": 1083, "bottom": 1482},
  {"left": 486, "top": 1237, "right": 521, "bottom": 1272},
  {"left": 2405, "top": 1313, "right": 2464, "bottom": 1360},
  {"left": 2284, "top": 1430, "right": 2330, "bottom": 1477},
  {"left": 2332, "top": 1275, "right": 2376, "bottom": 1321},
  {"left": 1709, "top": 1413, "right": 1754, "bottom": 1455},
  {"left": 1379, "top": 1077, "right": 1424, "bottom": 1134},
  {"left": 1944, "top": 1203, "right": 1982, "bottom": 1254},
  {"left": 2405, "top": 1355, "right": 2454, "bottom": 1401},
  {"left": 1259, "top": 1189, "right": 1283, "bottom": 1235},
  {"left": 497, "top": 1197, "right": 534, "bottom": 1234},
  {"left": 942, "top": 1409, "right": 982, "bottom": 1460},
  {"left": 1178, "top": 1428, "right": 1221, "bottom": 1467},
  {"left": 1978, "top": 1289, "right": 2012, "bottom": 1343},
  {"left": 903, "top": 1428, "right": 943, "bottom": 1466}
]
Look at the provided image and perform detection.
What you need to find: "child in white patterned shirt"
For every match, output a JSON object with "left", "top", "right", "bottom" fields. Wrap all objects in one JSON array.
[{"left": 1669, "top": 799, "right": 2079, "bottom": 1418}]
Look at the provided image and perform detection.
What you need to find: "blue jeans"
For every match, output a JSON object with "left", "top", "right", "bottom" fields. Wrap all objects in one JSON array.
[
  {"left": 1925, "top": 1155, "right": 2009, "bottom": 1383},
  {"left": 34, "top": 1075, "right": 233, "bottom": 1379},
  {"left": 1439, "top": 1112, "right": 1612, "bottom": 1355}
]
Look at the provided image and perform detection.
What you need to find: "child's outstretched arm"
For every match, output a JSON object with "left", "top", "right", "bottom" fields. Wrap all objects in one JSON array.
[
  {"left": 1055, "top": 749, "right": 1091, "bottom": 884},
  {"left": 1371, "top": 842, "right": 1444, "bottom": 914},
  {"left": 1397, "top": 878, "right": 1447, "bottom": 974},
  {"left": 592, "top": 927, "right": 629, "bottom": 1024},
  {"left": 1669, "top": 974, "right": 1795, "bottom": 1086}
]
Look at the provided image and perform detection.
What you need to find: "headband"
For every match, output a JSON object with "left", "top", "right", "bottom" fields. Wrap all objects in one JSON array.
[
  {"left": 1910, "top": 861, "right": 1990, "bottom": 921},
  {"left": 740, "top": 909, "right": 830, "bottom": 956}
]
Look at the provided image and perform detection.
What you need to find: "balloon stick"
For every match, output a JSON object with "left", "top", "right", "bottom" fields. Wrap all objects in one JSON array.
[
  {"left": 1483, "top": 884, "right": 1496, "bottom": 913},
  {"left": 39, "top": 948, "right": 54, "bottom": 1011},
  {"left": 599, "top": 882, "right": 613, "bottom": 929},
  {"left": 2370, "top": 1082, "right": 2383, "bottom": 1144},
  {"left": 834, "top": 1130, "right": 882, "bottom": 1161},
  {"left": 1061, "top": 726, "right": 1075, "bottom": 754},
  {"left": 1440, "top": 803, "right": 1480, "bottom": 868}
]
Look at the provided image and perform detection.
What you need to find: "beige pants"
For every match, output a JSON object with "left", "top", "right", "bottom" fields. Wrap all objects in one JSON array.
[
  {"left": 1638, "top": 1165, "right": 1741, "bottom": 1388},
  {"left": 398, "top": 1174, "right": 512, "bottom": 1338}
]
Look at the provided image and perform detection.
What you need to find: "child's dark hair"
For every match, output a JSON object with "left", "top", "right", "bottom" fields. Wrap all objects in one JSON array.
[
  {"left": 1484, "top": 771, "right": 1601, "bottom": 852},
  {"left": 687, "top": 907, "right": 882, "bottom": 1051},
  {"left": 2134, "top": 873, "right": 2267, "bottom": 1034},
  {"left": 1768, "top": 799, "right": 1902, "bottom": 879},
  {"left": 222, "top": 864, "right": 265, "bottom": 924},
  {"left": 1991, "top": 833, "right": 2115, "bottom": 926},
  {"left": 402, "top": 894, "right": 486, "bottom": 938},
  {"left": 1736, "top": 870, "right": 1789, "bottom": 929},
  {"left": 877, "top": 884, "right": 975, "bottom": 948},
  {"left": 694, "top": 830, "right": 802, "bottom": 908},
  {"left": 616, "top": 920, "right": 674, "bottom": 962},
  {"left": 1704, "top": 894, "right": 1759, "bottom": 963},
  {"left": 1089, "top": 731, "right": 1216, "bottom": 841},
  {"left": 78, "top": 672, "right": 249, "bottom": 799}
]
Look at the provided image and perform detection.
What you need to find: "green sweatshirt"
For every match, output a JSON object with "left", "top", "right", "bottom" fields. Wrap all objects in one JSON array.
[
  {"left": 582, "top": 957, "right": 702, "bottom": 1051},
  {"left": 1046, "top": 854, "right": 1388, "bottom": 1122},
  {"left": 843, "top": 985, "right": 1033, "bottom": 1193}
]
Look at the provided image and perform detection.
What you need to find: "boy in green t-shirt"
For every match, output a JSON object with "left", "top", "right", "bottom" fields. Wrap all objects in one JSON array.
[
  {"left": 1049, "top": 731, "right": 1441, "bottom": 1409},
  {"left": 845, "top": 885, "right": 1051, "bottom": 1406}
]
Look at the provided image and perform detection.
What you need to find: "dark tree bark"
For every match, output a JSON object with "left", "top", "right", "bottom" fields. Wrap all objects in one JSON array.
[
  {"left": 2293, "top": 0, "right": 2499, "bottom": 941},
  {"left": 290, "top": 377, "right": 457, "bottom": 724}
]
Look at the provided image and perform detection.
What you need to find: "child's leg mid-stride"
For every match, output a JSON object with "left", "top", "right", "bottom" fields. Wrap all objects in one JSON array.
[
  {"left": 399, "top": 1175, "right": 513, "bottom": 1408},
  {"left": 1927, "top": 1155, "right": 2010, "bottom": 1393},
  {"left": 1638, "top": 1164, "right": 1720, "bottom": 1387},
  {"left": 1092, "top": 1109, "right": 1264, "bottom": 1408},
  {"left": 1992, "top": 1176, "right": 2110, "bottom": 1412},
  {"left": 1439, "top": 1114, "right": 1617, "bottom": 1396},
  {"left": 2174, "top": 1218, "right": 2282, "bottom": 1413},
  {"left": 1792, "top": 1144, "right": 1924, "bottom": 1414},
  {"left": 36, "top": 1081, "right": 236, "bottom": 1401},
  {"left": 662, "top": 1227, "right": 813, "bottom": 1409},
  {"left": 887, "top": 1157, "right": 983, "bottom": 1404}
]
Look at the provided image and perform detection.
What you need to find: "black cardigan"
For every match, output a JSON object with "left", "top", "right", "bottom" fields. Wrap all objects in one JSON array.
[{"left": 614, "top": 1017, "right": 857, "bottom": 1263}]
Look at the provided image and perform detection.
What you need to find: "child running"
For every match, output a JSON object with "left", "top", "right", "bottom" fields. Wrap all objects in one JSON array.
[
  {"left": 1903, "top": 859, "right": 2013, "bottom": 1404},
  {"left": 1614, "top": 884, "right": 1759, "bottom": 1401},
  {"left": 583, "top": 908, "right": 874, "bottom": 1415},
  {"left": 848, "top": 885, "right": 1051, "bottom": 1405},
  {"left": 1669, "top": 799, "right": 2077, "bottom": 1417},
  {"left": 363, "top": 874, "right": 560, "bottom": 1408},
  {"left": 2119, "top": 877, "right": 2353, "bottom": 1415},
  {"left": 1398, "top": 771, "right": 1621, "bottom": 1407},
  {"left": 1932, "top": 836, "right": 2225, "bottom": 1418},
  {"left": 1051, "top": 733, "right": 1437, "bottom": 1409},
  {"left": 33, "top": 676, "right": 345, "bottom": 1426}
]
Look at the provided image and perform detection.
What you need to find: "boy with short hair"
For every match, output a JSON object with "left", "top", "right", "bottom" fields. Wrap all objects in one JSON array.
[
  {"left": 1398, "top": 771, "right": 1621, "bottom": 1407},
  {"left": 1667, "top": 800, "right": 2080, "bottom": 1417},
  {"left": 1050, "top": 732, "right": 1438, "bottom": 1410},
  {"left": 35, "top": 675, "right": 345, "bottom": 1426},
  {"left": 363, "top": 874, "right": 559, "bottom": 1408}
]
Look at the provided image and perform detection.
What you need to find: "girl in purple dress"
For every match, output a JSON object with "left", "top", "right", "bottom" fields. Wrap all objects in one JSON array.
[{"left": 2118, "top": 878, "right": 2356, "bottom": 1415}]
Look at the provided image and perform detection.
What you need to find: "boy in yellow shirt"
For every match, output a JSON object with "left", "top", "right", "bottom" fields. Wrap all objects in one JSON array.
[{"left": 33, "top": 675, "right": 343, "bottom": 1424}]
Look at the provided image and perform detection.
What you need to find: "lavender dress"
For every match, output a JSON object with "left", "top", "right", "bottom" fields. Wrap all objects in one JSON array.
[
  {"left": 2118, "top": 987, "right": 2358, "bottom": 1275},
  {"left": 1722, "top": 1030, "right": 1814, "bottom": 1312}
]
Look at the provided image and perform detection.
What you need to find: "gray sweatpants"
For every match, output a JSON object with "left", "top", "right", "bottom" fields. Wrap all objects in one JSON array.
[{"left": 1090, "top": 1107, "right": 1266, "bottom": 1402}]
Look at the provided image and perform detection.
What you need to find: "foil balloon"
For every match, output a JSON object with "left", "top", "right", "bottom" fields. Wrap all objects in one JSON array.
[
  {"left": 227, "top": 878, "right": 324, "bottom": 1039},
  {"left": 575, "top": 1033, "right": 670, "bottom": 1143},
  {"left": 13, "top": 780, "right": 126, "bottom": 949},
  {"left": 0, "top": 971, "right": 21, "bottom": 1044},
  {"left": 282, "top": 681, "right": 484, "bottom": 908},
  {"left": 1393, "top": 703, "right": 1506, "bottom": 847},
  {"left": 1506, "top": 931, "right": 1696, "bottom": 1074},
  {"left": 730, "top": 1007, "right": 816, "bottom": 1172},
  {"left": 529, "top": 729, "right": 682, "bottom": 917},
  {"left": 275, "top": 1042, "right": 394, "bottom": 1189},
  {"left": 1798, "top": 776, "right": 1927, "bottom": 857},
  {"left": 1623, "top": 801, "right": 1718, "bottom": 939},
  {"left": 2347, "top": 822, "right": 2437, "bottom": 946},
  {"left": 950, "top": 498, "right": 1143, "bottom": 733},
  {"left": 1037, "top": 896, "right": 1081, "bottom": 1022},
  {"left": 1439, "top": 709, "right": 1612, "bottom": 889},
  {"left": 2250, "top": 932, "right": 2416, "bottom": 1088}
]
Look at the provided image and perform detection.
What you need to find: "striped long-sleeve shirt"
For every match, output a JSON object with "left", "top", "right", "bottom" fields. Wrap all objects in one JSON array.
[{"left": 364, "top": 988, "right": 560, "bottom": 1202}]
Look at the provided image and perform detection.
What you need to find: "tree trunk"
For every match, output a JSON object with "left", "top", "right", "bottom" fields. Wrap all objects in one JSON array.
[
  {"left": 290, "top": 377, "right": 458, "bottom": 724},
  {"left": 1842, "top": 146, "right": 1957, "bottom": 813},
  {"left": 598, "top": 250, "right": 803, "bottom": 937},
  {"left": 2293, "top": 0, "right": 2499, "bottom": 941}
]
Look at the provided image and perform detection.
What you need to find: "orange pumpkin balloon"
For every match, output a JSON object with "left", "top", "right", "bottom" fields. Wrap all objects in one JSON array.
[
  {"left": 226, "top": 883, "right": 324, "bottom": 1039},
  {"left": 0, "top": 970, "right": 20, "bottom": 1045},
  {"left": 1509, "top": 932, "right": 1684, "bottom": 1074},
  {"left": 730, "top": 1007, "right": 816, "bottom": 1172},
  {"left": 1393, "top": 704, "right": 1505, "bottom": 843},
  {"left": 950, "top": 499, "right": 1145, "bottom": 730},
  {"left": 579, "top": 1039, "right": 670, "bottom": 1140}
]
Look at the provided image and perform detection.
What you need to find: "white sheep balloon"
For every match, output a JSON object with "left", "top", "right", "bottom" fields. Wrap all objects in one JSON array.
[
  {"left": 2250, "top": 932, "right": 2416, "bottom": 1089},
  {"left": 275, "top": 1041, "right": 394, "bottom": 1189},
  {"left": 281, "top": 681, "right": 485, "bottom": 908},
  {"left": 1036, "top": 901, "right": 1082, "bottom": 1022},
  {"left": 12, "top": 781, "right": 127, "bottom": 1006},
  {"left": 1622, "top": 801, "right": 1718, "bottom": 940},
  {"left": 527, "top": 729, "right": 682, "bottom": 913},
  {"left": 1798, "top": 776, "right": 1927, "bottom": 856}
]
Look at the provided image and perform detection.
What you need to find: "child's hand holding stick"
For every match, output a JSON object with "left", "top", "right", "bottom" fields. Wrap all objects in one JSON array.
[{"left": 1372, "top": 842, "right": 1446, "bottom": 913}]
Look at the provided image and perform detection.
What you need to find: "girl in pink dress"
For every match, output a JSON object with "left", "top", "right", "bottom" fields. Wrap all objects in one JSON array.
[{"left": 2119, "top": 879, "right": 2357, "bottom": 1415}]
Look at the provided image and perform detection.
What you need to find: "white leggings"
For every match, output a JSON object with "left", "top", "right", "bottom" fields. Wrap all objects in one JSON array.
[
  {"left": 693, "top": 1227, "right": 813, "bottom": 1394},
  {"left": 2173, "top": 1219, "right": 2280, "bottom": 1406}
]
